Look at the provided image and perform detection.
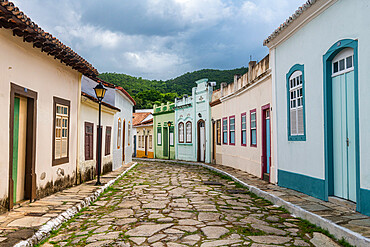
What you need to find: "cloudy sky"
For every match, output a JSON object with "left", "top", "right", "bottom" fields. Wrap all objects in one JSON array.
[{"left": 13, "top": 0, "right": 304, "bottom": 80}]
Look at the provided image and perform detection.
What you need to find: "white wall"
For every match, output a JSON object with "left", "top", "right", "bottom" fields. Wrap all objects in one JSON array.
[
  {"left": 113, "top": 90, "right": 134, "bottom": 169},
  {"left": 0, "top": 28, "right": 81, "bottom": 200},
  {"left": 78, "top": 98, "right": 115, "bottom": 180},
  {"left": 273, "top": 0, "right": 370, "bottom": 189}
]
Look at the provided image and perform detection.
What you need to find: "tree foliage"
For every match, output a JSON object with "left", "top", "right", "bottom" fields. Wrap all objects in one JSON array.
[{"left": 99, "top": 67, "right": 248, "bottom": 109}]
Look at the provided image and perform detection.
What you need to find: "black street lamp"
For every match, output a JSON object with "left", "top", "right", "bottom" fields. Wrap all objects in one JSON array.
[
  {"left": 167, "top": 121, "right": 172, "bottom": 160},
  {"left": 94, "top": 82, "right": 107, "bottom": 185}
]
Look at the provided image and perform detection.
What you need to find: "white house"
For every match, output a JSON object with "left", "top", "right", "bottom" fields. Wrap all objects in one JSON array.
[
  {"left": 81, "top": 76, "right": 135, "bottom": 174},
  {"left": 265, "top": 0, "right": 370, "bottom": 216}
]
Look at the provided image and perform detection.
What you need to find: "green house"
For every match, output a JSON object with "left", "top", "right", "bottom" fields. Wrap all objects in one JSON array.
[{"left": 153, "top": 102, "right": 176, "bottom": 159}]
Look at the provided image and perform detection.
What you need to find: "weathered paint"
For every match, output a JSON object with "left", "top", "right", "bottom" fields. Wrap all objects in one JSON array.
[
  {"left": 78, "top": 95, "right": 116, "bottom": 183},
  {"left": 0, "top": 28, "right": 81, "bottom": 208},
  {"left": 12, "top": 97, "right": 19, "bottom": 204}
]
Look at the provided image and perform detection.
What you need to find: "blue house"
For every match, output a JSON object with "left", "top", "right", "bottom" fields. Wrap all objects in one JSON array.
[
  {"left": 265, "top": 0, "right": 370, "bottom": 216},
  {"left": 174, "top": 79, "right": 214, "bottom": 163}
]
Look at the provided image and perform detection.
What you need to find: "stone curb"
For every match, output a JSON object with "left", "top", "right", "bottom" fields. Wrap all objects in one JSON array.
[
  {"left": 134, "top": 158, "right": 370, "bottom": 247},
  {"left": 14, "top": 162, "right": 138, "bottom": 247}
]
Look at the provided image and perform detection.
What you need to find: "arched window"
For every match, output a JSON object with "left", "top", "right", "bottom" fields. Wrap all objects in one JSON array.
[
  {"left": 287, "top": 64, "right": 306, "bottom": 141},
  {"left": 186, "top": 121, "right": 192, "bottom": 143},
  {"left": 117, "top": 118, "right": 121, "bottom": 148},
  {"left": 178, "top": 122, "right": 184, "bottom": 143}
]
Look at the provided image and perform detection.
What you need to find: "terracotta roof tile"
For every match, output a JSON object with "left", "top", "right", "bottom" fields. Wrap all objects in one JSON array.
[
  {"left": 263, "top": 0, "right": 317, "bottom": 46},
  {"left": 132, "top": 112, "right": 151, "bottom": 126},
  {"left": 0, "top": 0, "right": 98, "bottom": 77}
]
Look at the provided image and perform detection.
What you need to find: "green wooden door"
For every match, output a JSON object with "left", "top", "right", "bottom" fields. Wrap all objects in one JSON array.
[
  {"left": 163, "top": 127, "right": 168, "bottom": 157},
  {"left": 12, "top": 97, "right": 20, "bottom": 204}
]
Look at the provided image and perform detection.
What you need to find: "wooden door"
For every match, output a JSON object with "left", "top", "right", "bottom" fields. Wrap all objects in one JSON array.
[
  {"left": 122, "top": 120, "right": 126, "bottom": 163},
  {"left": 198, "top": 120, "right": 205, "bottom": 162},
  {"left": 163, "top": 127, "right": 168, "bottom": 157},
  {"left": 9, "top": 84, "right": 37, "bottom": 209},
  {"left": 332, "top": 49, "right": 357, "bottom": 202}
]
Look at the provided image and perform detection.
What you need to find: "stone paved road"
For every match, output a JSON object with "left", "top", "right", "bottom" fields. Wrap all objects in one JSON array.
[{"left": 40, "top": 162, "right": 343, "bottom": 247}]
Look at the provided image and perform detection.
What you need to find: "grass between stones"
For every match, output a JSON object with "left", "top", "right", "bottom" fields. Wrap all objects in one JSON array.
[{"left": 207, "top": 165, "right": 355, "bottom": 247}]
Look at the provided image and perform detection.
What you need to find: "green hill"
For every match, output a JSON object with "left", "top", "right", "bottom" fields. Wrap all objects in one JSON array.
[{"left": 99, "top": 67, "right": 248, "bottom": 109}]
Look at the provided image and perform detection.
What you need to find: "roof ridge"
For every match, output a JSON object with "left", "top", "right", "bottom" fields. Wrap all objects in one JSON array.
[{"left": 263, "top": 0, "right": 317, "bottom": 46}]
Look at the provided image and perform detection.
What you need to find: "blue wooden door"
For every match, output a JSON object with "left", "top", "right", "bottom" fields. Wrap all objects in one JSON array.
[{"left": 332, "top": 70, "right": 356, "bottom": 202}]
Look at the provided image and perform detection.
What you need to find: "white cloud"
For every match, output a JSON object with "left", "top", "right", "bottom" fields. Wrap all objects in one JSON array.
[{"left": 10, "top": 0, "right": 304, "bottom": 80}]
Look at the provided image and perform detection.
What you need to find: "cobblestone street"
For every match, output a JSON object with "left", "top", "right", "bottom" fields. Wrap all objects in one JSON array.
[{"left": 40, "top": 162, "right": 344, "bottom": 247}]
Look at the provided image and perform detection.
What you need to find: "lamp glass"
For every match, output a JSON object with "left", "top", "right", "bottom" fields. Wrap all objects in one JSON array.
[{"left": 94, "top": 83, "right": 107, "bottom": 101}]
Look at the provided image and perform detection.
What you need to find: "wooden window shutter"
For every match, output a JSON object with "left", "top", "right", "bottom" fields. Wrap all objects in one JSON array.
[
  {"left": 105, "top": 126, "right": 112, "bottom": 155},
  {"left": 85, "top": 122, "right": 93, "bottom": 160}
]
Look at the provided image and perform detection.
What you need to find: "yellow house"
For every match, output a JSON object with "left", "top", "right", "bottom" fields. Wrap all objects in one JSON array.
[
  {"left": 133, "top": 112, "right": 154, "bottom": 158},
  {"left": 0, "top": 1, "right": 98, "bottom": 211}
]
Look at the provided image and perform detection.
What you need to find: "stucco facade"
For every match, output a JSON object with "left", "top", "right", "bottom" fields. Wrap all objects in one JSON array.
[
  {"left": 0, "top": 27, "right": 85, "bottom": 211},
  {"left": 112, "top": 89, "right": 134, "bottom": 170},
  {"left": 78, "top": 95, "right": 117, "bottom": 183},
  {"left": 266, "top": 0, "right": 370, "bottom": 215},
  {"left": 175, "top": 79, "right": 214, "bottom": 163},
  {"left": 133, "top": 112, "right": 154, "bottom": 159},
  {"left": 153, "top": 102, "right": 175, "bottom": 160},
  {"left": 211, "top": 57, "right": 274, "bottom": 183}
]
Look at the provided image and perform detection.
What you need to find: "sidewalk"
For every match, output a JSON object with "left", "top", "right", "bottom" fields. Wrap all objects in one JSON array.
[
  {"left": 134, "top": 158, "right": 370, "bottom": 247},
  {"left": 0, "top": 163, "right": 134, "bottom": 247}
]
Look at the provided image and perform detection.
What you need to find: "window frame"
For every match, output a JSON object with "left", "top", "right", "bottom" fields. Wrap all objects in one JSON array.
[
  {"left": 250, "top": 109, "right": 257, "bottom": 147},
  {"left": 84, "top": 122, "right": 94, "bottom": 160},
  {"left": 170, "top": 126, "right": 174, "bottom": 147},
  {"left": 105, "top": 126, "right": 112, "bottom": 156},
  {"left": 149, "top": 135, "right": 153, "bottom": 149},
  {"left": 216, "top": 119, "right": 221, "bottom": 145},
  {"left": 186, "top": 121, "right": 192, "bottom": 143},
  {"left": 128, "top": 122, "right": 131, "bottom": 146},
  {"left": 222, "top": 117, "right": 228, "bottom": 145},
  {"left": 229, "top": 115, "right": 235, "bottom": 145},
  {"left": 178, "top": 122, "right": 184, "bottom": 143},
  {"left": 157, "top": 127, "right": 162, "bottom": 146},
  {"left": 241, "top": 112, "right": 247, "bottom": 146},
  {"left": 52, "top": 96, "right": 70, "bottom": 166},
  {"left": 286, "top": 64, "right": 306, "bottom": 141}
]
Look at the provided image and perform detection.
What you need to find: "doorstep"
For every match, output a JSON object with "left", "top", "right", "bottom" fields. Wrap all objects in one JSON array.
[
  {"left": 134, "top": 157, "right": 370, "bottom": 247},
  {"left": 0, "top": 163, "right": 136, "bottom": 247}
]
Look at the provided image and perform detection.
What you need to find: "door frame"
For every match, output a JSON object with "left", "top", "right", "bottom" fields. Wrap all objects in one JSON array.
[
  {"left": 261, "top": 104, "right": 271, "bottom": 182},
  {"left": 9, "top": 83, "right": 37, "bottom": 209},
  {"left": 197, "top": 119, "right": 205, "bottom": 162},
  {"left": 122, "top": 120, "right": 126, "bottom": 163},
  {"left": 323, "top": 39, "right": 360, "bottom": 207}
]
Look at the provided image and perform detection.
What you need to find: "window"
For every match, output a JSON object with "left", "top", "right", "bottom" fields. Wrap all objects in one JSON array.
[
  {"left": 241, "top": 113, "right": 247, "bottom": 146},
  {"left": 53, "top": 97, "right": 70, "bottom": 165},
  {"left": 142, "top": 135, "right": 145, "bottom": 148},
  {"left": 287, "top": 64, "right": 306, "bottom": 141},
  {"left": 332, "top": 48, "right": 354, "bottom": 77},
  {"left": 157, "top": 127, "right": 162, "bottom": 145},
  {"left": 170, "top": 126, "right": 174, "bottom": 146},
  {"left": 117, "top": 118, "right": 121, "bottom": 148},
  {"left": 250, "top": 110, "right": 257, "bottom": 147},
  {"left": 229, "top": 116, "right": 235, "bottom": 145},
  {"left": 222, "top": 118, "right": 228, "bottom": 144},
  {"left": 178, "top": 122, "right": 184, "bottom": 143},
  {"left": 216, "top": 119, "right": 221, "bottom": 145},
  {"left": 149, "top": 135, "right": 153, "bottom": 149},
  {"left": 128, "top": 122, "right": 131, "bottom": 146},
  {"left": 186, "top": 121, "right": 192, "bottom": 143},
  {"left": 105, "top": 126, "right": 112, "bottom": 155},
  {"left": 84, "top": 122, "right": 93, "bottom": 160}
]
